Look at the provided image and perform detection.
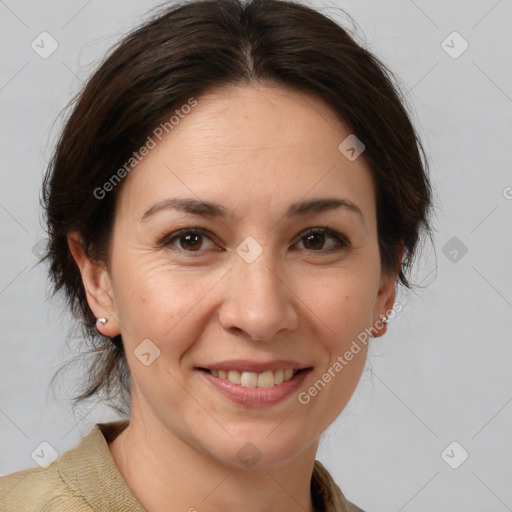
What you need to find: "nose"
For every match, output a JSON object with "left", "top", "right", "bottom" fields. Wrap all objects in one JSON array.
[{"left": 218, "top": 250, "right": 299, "bottom": 342}]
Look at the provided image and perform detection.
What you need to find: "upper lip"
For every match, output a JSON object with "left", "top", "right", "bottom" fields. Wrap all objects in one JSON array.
[{"left": 197, "top": 359, "right": 313, "bottom": 373}]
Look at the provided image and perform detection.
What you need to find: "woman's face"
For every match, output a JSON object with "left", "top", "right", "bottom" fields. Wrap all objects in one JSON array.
[{"left": 85, "top": 84, "right": 396, "bottom": 468}]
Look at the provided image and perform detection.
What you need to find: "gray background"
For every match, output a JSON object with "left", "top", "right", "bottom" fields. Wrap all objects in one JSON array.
[{"left": 1, "top": 0, "right": 511, "bottom": 510}]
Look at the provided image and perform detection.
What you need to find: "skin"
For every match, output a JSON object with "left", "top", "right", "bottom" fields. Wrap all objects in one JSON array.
[{"left": 68, "top": 84, "right": 399, "bottom": 512}]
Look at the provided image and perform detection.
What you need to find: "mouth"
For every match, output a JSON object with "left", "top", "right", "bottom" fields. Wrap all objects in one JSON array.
[
  {"left": 198, "top": 367, "right": 308, "bottom": 388},
  {"left": 197, "top": 365, "right": 313, "bottom": 407}
]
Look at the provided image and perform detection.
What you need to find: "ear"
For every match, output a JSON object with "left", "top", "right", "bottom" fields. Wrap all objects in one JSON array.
[
  {"left": 67, "top": 232, "right": 121, "bottom": 337},
  {"left": 372, "top": 245, "right": 404, "bottom": 338}
]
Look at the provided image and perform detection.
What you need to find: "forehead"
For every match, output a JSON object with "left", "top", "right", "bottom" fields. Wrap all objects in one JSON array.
[
  {"left": 162, "top": 84, "right": 351, "bottom": 162},
  {"left": 115, "top": 84, "right": 376, "bottom": 226}
]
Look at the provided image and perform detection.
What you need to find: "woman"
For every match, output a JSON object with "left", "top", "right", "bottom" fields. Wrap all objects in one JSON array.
[{"left": 0, "top": 0, "right": 432, "bottom": 510}]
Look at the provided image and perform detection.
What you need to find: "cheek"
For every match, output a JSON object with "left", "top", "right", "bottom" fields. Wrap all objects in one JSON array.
[
  {"left": 298, "top": 276, "right": 374, "bottom": 422},
  {"left": 112, "top": 255, "right": 223, "bottom": 348},
  {"left": 114, "top": 263, "right": 213, "bottom": 400},
  {"left": 296, "top": 269, "right": 379, "bottom": 343}
]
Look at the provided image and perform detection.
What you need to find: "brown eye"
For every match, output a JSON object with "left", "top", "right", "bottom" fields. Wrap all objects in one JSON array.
[
  {"left": 302, "top": 232, "right": 326, "bottom": 250},
  {"left": 163, "top": 229, "right": 216, "bottom": 253},
  {"left": 178, "top": 233, "right": 203, "bottom": 251},
  {"left": 296, "top": 228, "right": 349, "bottom": 252}
]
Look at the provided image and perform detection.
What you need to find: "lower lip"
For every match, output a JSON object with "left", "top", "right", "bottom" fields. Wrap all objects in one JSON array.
[{"left": 198, "top": 369, "right": 312, "bottom": 407}]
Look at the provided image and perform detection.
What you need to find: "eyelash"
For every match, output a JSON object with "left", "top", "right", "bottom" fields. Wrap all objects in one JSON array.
[{"left": 160, "top": 227, "right": 350, "bottom": 256}]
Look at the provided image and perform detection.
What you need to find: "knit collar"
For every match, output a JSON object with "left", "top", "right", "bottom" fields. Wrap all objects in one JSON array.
[{"left": 58, "top": 420, "right": 358, "bottom": 512}]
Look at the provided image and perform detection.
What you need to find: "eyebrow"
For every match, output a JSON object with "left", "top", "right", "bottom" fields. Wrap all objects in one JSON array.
[{"left": 141, "top": 197, "right": 364, "bottom": 222}]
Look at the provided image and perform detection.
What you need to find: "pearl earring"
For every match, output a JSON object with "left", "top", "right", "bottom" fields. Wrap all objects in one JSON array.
[{"left": 97, "top": 317, "right": 108, "bottom": 325}]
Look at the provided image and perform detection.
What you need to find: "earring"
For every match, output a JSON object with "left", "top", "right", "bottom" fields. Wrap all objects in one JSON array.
[
  {"left": 380, "top": 314, "right": 388, "bottom": 324},
  {"left": 97, "top": 317, "right": 108, "bottom": 325}
]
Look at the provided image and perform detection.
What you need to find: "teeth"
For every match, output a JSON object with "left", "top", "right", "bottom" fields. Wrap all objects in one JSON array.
[
  {"left": 257, "top": 371, "right": 275, "bottom": 388},
  {"left": 227, "top": 370, "right": 241, "bottom": 384},
  {"left": 283, "top": 368, "right": 294, "bottom": 381},
  {"left": 240, "top": 372, "right": 258, "bottom": 387},
  {"left": 209, "top": 368, "right": 299, "bottom": 387}
]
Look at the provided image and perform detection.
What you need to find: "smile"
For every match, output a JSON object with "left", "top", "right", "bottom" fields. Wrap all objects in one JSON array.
[
  {"left": 206, "top": 368, "right": 300, "bottom": 388},
  {"left": 197, "top": 364, "right": 313, "bottom": 407}
]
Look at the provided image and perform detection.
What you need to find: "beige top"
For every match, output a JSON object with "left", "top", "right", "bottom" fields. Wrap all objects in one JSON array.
[{"left": 0, "top": 420, "right": 364, "bottom": 512}]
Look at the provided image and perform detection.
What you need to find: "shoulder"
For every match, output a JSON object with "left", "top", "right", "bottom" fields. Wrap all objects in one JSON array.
[
  {"left": 0, "top": 463, "right": 91, "bottom": 512},
  {"left": 0, "top": 420, "right": 132, "bottom": 512}
]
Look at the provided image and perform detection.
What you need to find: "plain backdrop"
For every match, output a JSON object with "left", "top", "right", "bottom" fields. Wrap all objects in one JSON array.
[{"left": 1, "top": 1, "right": 511, "bottom": 510}]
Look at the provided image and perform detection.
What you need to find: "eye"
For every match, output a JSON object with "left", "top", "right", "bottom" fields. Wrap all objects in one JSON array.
[
  {"left": 160, "top": 226, "right": 350, "bottom": 255},
  {"left": 162, "top": 229, "right": 216, "bottom": 252},
  {"left": 294, "top": 227, "right": 350, "bottom": 252}
]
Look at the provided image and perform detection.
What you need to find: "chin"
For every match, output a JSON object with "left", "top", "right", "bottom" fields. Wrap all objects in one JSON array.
[{"left": 204, "top": 429, "right": 314, "bottom": 471}]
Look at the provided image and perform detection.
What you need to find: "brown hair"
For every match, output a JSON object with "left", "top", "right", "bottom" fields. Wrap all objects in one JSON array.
[{"left": 42, "top": 0, "right": 432, "bottom": 413}]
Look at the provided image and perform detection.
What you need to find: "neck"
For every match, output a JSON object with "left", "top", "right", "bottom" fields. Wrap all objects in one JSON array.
[{"left": 108, "top": 400, "right": 318, "bottom": 512}]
